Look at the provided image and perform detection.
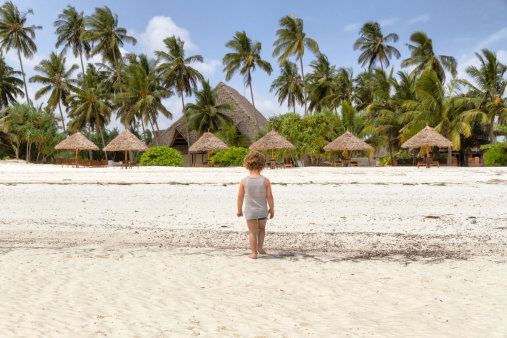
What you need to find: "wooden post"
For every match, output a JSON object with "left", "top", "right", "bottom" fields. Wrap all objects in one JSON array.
[
  {"left": 125, "top": 150, "right": 127, "bottom": 167},
  {"left": 76, "top": 148, "right": 78, "bottom": 168},
  {"left": 345, "top": 149, "right": 349, "bottom": 167},
  {"left": 271, "top": 148, "right": 275, "bottom": 169}
]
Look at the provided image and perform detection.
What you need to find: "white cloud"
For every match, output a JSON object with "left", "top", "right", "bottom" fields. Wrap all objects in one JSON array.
[
  {"left": 477, "top": 27, "right": 507, "bottom": 49},
  {"left": 407, "top": 14, "right": 430, "bottom": 24},
  {"left": 134, "top": 16, "right": 197, "bottom": 55},
  {"left": 252, "top": 86, "right": 304, "bottom": 117},
  {"left": 343, "top": 23, "right": 360, "bottom": 32},
  {"left": 379, "top": 18, "right": 398, "bottom": 27},
  {"left": 5, "top": 51, "right": 44, "bottom": 71},
  {"left": 193, "top": 59, "right": 221, "bottom": 78}
]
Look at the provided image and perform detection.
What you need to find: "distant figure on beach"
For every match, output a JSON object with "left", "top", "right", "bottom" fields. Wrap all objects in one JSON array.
[{"left": 237, "top": 151, "right": 275, "bottom": 259}]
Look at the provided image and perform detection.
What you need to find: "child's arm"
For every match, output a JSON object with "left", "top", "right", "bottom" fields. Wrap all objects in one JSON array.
[
  {"left": 237, "top": 179, "right": 245, "bottom": 217},
  {"left": 265, "top": 178, "right": 275, "bottom": 219}
]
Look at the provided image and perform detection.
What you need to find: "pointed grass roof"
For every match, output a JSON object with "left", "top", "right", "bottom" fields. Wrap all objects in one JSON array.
[
  {"left": 401, "top": 126, "right": 453, "bottom": 149},
  {"left": 323, "top": 131, "right": 373, "bottom": 151},
  {"left": 189, "top": 132, "right": 229, "bottom": 153},
  {"left": 55, "top": 132, "right": 100, "bottom": 150},
  {"left": 249, "top": 130, "right": 296, "bottom": 150},
  {"left": 103, "top": 129, "right": 149, "bottom": 152}
]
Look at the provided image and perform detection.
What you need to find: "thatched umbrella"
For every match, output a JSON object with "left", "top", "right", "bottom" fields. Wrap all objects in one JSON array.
[
  {"left": 324, "top": 131, "right": 373, "bottom": 166},
  {"left": 249, "top": 130, "right": 296, "bottom": 167},
  {"left": 189, "top": 132, "right": 229, "bottom": 161},
  {"left": 55, "top": 132, "right": 99, "bottom": 168},
  {"left": 103, "top": 129, "right": 149, "bottom": 163},
  {"left": 401, "top": 125, "right": 453, "bottom": 160}
]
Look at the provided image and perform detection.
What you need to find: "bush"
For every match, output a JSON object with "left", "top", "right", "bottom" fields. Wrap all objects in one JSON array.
[
  {"left": 483, "top": 145, "right": 507, "bottom": 166},
  {"left": 140, "top": 146, "right": 183, "bottom": 166},
  {"left": 2, "top": 156, "right": 11, "bottom": 160},
  {"left": 210, "top": 147, "right": 249, "bottom": 167}
]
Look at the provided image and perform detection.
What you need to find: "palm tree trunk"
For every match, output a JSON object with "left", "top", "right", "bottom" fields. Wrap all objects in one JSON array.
[
  {"left": 248, "top": 69, "right": 255, "bottom": 109},
  {"left": 98, "top": 126, "right": 108, "bottom": 161},
  {"left": 388, "top": 137, "right": 394, "bottom": 166},
  {"left": 17, "top": 49, "right": 30, "bottom": 105},
  {"left": 300, "top": 58, "right": 308, "bottom": 116},
  {"left": 447, "top": 147, "right": 452, "bottom": 166},
  {"left": 57, "top": 100, "right": 67, "bottom": 133},
  {"left": 182, "top": 94, "right": 192, "bottom": 165},
  {"left": 79, "top": 47, "right": 85, "bottom": 75},
  {"left": 490, "top": 118, "right": 496, "bottom": 144},
  {"left": 88, "top": 124, "right": 93, "bottom": 160},
  {"left": 26, "top": 137, "right": 29, "bottom": 163},
  {"left": 141, "top": 118, "right": 146, "bottom": 139},
  {"left": 149, "top": 118, "right": 159, "bottom": 146}
]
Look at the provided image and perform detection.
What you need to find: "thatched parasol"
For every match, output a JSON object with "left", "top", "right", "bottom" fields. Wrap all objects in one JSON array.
[
  {"left": 55, "top": 132, "right": 99, "bottom": 167},
  {"left": 324, "top": 131, "right": 373, "bottom": 166},
  {"left": 103, "top": 129, "right": 149, "bottom": 163},
  {"left": 189, "top": 132, "right": 229, "bottom": 160},
  {"left": 401, "top": 125, "right": 453, "bottom": 160},
  {"left": 249, "top": 130, "right": 296, "bottom": 166}
]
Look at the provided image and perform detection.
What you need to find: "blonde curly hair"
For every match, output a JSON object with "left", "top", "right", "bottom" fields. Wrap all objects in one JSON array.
[{"left": 243, "top": 151, "right": 266, "bottom": 171}]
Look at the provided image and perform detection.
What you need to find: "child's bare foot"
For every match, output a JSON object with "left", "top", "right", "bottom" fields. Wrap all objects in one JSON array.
[
  {"left": 258, "top": 248, "right": 267, "bottom": 254},
  {"left": 248, "top": 253, "right": 257, "bottom": 259}
]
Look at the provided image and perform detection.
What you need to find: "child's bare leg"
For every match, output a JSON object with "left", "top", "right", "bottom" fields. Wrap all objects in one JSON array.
[
  {"left": 246, "top": 220, "right": 259, "bottom": 259},
  {"left": 257, "top": 219, "right": 267, "bottom": 254}
]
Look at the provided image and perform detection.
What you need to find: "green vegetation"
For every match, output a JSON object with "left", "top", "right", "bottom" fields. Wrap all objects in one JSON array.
[
  {"left": 210, "top": 147, "right": 249, "bottom": 167},
  {"left": 140, "top": 146, "right": 182, "bottom": 166},
  {"left": 0, "top": 3, "right": 505, "bottom": 166}
]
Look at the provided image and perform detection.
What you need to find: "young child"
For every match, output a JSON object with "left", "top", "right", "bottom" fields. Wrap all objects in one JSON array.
[{"left": 237, "top": 151, "right": 274, "bottom": 259}]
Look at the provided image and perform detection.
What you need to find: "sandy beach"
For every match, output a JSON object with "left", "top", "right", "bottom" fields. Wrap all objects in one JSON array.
[{"left": 1, "top": 161, "right": 506, "bottom": 337}]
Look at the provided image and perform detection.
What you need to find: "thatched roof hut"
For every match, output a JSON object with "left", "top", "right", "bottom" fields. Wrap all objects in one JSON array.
[
  {"left": 249, "top": 130, "right": 296, "bottom": 150},
  {"left": 55, "top": 132, "right": 99, "bottom": 150},
  {"left": 152, "top": 82, "right": 268, "bottom": 154},
  {"left": 103, "top": 129, "right": 149, "bottom": 152},
  {"left": 401, "top": 126, "right": 453, "bottom": 149},
  {"left": 189, "top": 132, "right": 229, "bottom": 153},
  {"left": 323, "top": 131, "right": 373, "bottom": 151}
]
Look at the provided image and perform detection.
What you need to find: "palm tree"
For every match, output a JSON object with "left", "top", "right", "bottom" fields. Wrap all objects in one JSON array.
[
  {"left": 67, "top": 81, "right": 113, "bottom": 160},
  {"left": 323, "top": 68, "right": 360, "bottom": 109},
  {"left": 116, "top": 57, "right": 173, "bottom": 146},
  {"left": 459, "top": 49, "right": 507, "bottom": 143},
  {"left": 399, "top": 71, "right": 471, "bottom": 163},
  {"left": 306, "top": 54, "right": 338, "bottom": 112},
  {"left": 54, "top": 6, "right": 90, "bottom": 75},
  {"left": 214, "top": 123, "right": 249, "bottom": 147},
  {"left": 270, "top": 61, "right": 304, "bottom": 113},
  {"left": 353, "top": 22, "right": 400, "bottom": 72},
  {"left": 29, "top": 51, "right": 78, "bottom": 133},
  {"left": 155, "top": 36, "right": 202, "bottom": 152},
  {"left": 401, "top": 31, "right": 457, "bottom": 83},
  {"left": 84, "top": 6, "right": 136, "bottom": 98},
  {"left": 223, "top": 31, "right": 272, "bottom": 109},
  {"left": 273, "top": 14, "right": 320, "bottom": 115},
  {"left": 184, "top": 80, "right": 233, "bottom": 135},
  {"left": 0, "top": 56, "right": 24, "bottom": 109},
  {"left": 0, "top": 1, "right": 41, "bottom": 104}
]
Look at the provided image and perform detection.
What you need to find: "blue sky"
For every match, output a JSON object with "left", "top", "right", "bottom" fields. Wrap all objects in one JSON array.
[{"left": 7, "top": 0, "right": 507, "bottom": 130}]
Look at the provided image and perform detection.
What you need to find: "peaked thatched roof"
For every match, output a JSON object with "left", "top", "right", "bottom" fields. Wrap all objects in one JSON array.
[
  {"left": 401, "top": 126, "right": 453, "bottom": 149},
  {"left": 189, "top": 132, "right": 229, "bottom": 153},
  {"left": 151, "top": 82, "right": 269, "bottom": 153},
  {"left": 55, "top": 132, "right": 100, "bottom": 150},
  {"left": 323, "top": 131, "right": 373, "bottom": 151},
  {"left": 249, "top": 130, "right": 296, "bottom": 150},
  {"left": 103, "top": 129, "right": 149, "bottom": 152}
]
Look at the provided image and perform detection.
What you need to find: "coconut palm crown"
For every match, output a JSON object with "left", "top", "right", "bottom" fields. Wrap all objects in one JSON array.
[{"left": 0, "top": 56, "right": 24, "bottom": 109}]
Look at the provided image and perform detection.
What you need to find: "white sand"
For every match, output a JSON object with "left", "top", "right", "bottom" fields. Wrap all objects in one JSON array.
[{"left": 0, "top": 162, "right": 506, "bottom": 336}]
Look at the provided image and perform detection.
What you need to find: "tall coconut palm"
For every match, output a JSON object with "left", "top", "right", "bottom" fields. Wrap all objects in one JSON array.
[
  {"left": 353, "top": 21, "right": 400, "bottom": 72},
  {"left": 270, "top": 61, "right": 304, "bottom": 113},
  {"left": 323, "top": 68, "right": 360, "bottom": 109},
  {"left": 29, "top": 51, "right": 78, "bottom": 133},
  {"left": 116, "top": 57, "right": 173, "bottom": 146},
  {"left": 459, "top": 49, "right": 507, "bottom": 143},
  {"left": 67, "top": 81, "right": 113, "bottom": 160},
  {"left": 306, "top": 54, "right": 338, "bottom": 112},
  {"left": 84, "top": 6, "right": 136, "bottom": 109},
  {"left": 273, "top": 14, "right": 320, "bottom": 115},
  {"left": 54, "top": 6, "right": 90, "bottom": 75},
  {"left": 223, "top": 31, "right": 272, "bottom": 109},
  {"left": 0, "top": 56, "right": 24, "bottom": 109},
  {"left": 0, "top": 1, "right": 41, "bottom": 104},
  {"left": 399, "top": 71, "right": 471, "bottom": 163},
  {"left": 155, "top": 36, "right": 203, "bottom": 153},
  {"left": 184, "top": 80, "right": 232, "bottom": 135},
  {"left": 401, "top": 31, "right": 457, "bottom": 83}
]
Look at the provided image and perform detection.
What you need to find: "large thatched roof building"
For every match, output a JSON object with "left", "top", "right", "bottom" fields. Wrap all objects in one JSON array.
[{"left": 151, "top": 82, "right": 269, "bottom": 166}]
